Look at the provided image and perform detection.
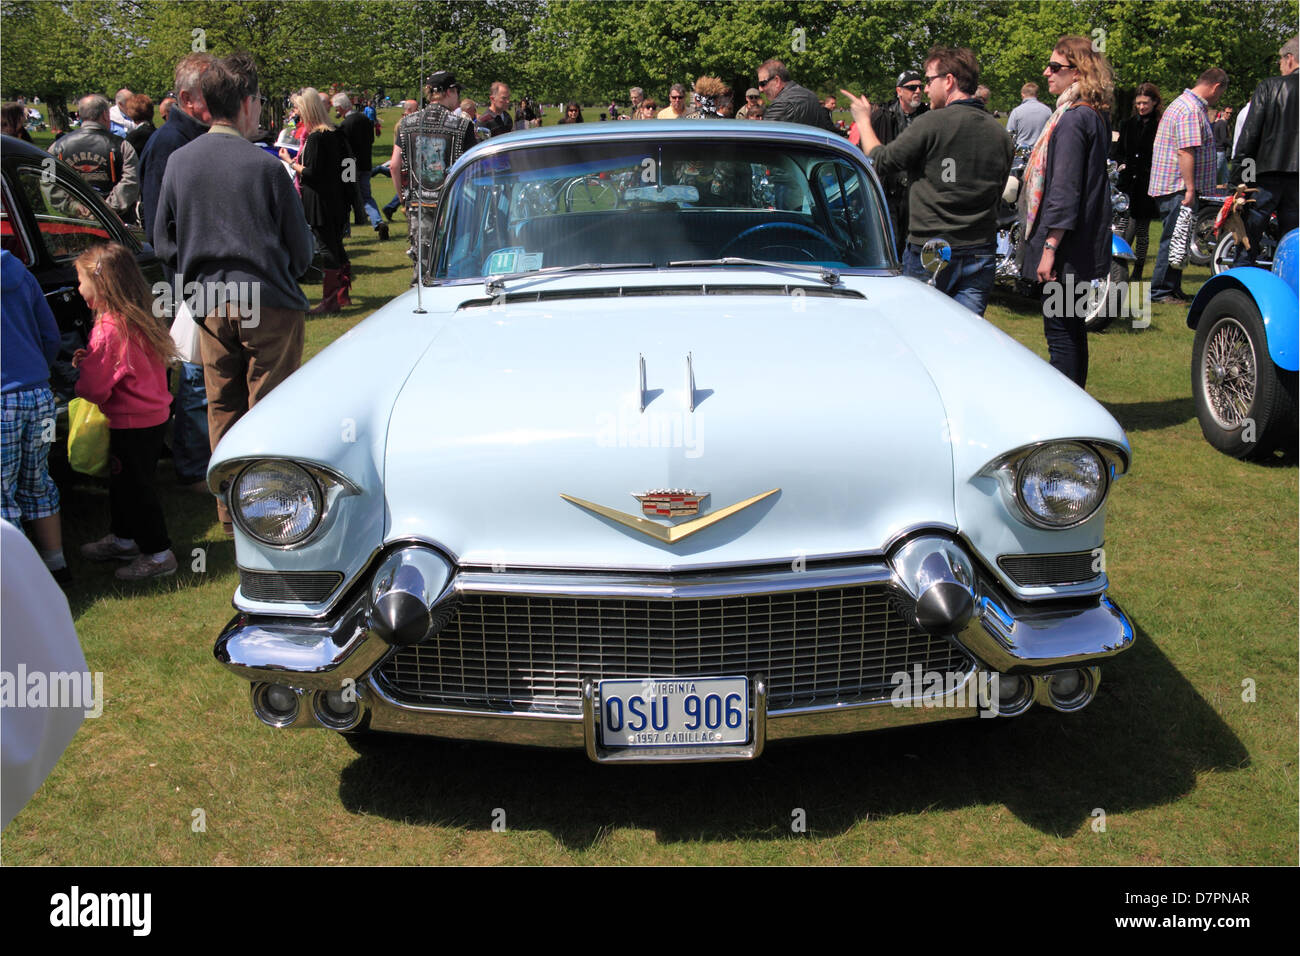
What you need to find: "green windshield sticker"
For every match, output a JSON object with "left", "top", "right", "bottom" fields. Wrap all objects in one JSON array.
[{"left": 487, "top": 247, "right": 526, "bottom": 274}]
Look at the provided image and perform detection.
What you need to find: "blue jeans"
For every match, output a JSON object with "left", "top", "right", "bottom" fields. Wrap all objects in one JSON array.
[
  {"left": 1150, "top": 192, "right": 1187, "bottom": 299},
  {"left": 903, "top": 241, "right": 996, "bottom": 316},
  {"left": 172, "top": 361, "right": 210, "bottom": 482},
  {"left": 372, "top": 162, "right": 401, "bottom": 217},
  {"left": 1040, "top": 265, "right": 1089, "bottom": 388},
  {"left": 357, "top": 169, "right": 383, "bottom": 229}
]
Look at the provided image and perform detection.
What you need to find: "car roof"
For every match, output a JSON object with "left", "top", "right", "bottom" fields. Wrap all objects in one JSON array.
[
  {"left": 468, "top": 118, "right": 851, "bottom": 152},
  {"left": 453, "top": 119, "right": 866, "bottom": 180},
  {"left": 0, "top": 133, "right": 53, "bottom": 163}
]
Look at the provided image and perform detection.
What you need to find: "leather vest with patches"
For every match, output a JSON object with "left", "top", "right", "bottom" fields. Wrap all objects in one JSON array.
[
  {"left": 53, "top": 125, "right": 125, "bottom": 196},
  {"left": 397, "top": 105, "right": 472, "bottom": 206}
]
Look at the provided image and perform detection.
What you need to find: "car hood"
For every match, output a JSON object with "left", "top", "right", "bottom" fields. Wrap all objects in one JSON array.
[{"left": 383, "top": 290, "right": 957, "bottom": 569}]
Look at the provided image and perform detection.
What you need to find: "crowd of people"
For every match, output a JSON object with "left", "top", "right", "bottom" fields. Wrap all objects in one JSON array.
[{"left": 1, "top": 37, "right": 1295, "bottom": 584}]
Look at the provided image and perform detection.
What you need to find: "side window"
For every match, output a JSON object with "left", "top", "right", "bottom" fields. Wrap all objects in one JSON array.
[
  {"left": 1, "top": 179, "right": 34, "bottom": 265},
  {"left": 15, "top": 165, "right": 113, "bottom": 262}
]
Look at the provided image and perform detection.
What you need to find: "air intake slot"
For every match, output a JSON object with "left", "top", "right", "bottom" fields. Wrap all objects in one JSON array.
[{"left": 459, "top": 284, "right": 865, "bottom": 309}]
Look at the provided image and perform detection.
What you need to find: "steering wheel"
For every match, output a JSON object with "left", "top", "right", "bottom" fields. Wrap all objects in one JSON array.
[{"left": 719, "top": 221, "right": 839, "bottom": 258}]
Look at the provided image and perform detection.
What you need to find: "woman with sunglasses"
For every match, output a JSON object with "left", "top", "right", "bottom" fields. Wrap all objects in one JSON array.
[{"left": 1020, "top": 35, "right": 1116, "bottom": 388}]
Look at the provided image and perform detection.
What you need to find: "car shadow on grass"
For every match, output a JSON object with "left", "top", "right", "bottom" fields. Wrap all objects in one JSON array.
[
  {"left": 335, "top": 619, "right": 1246, "bottom": 843},
  {"left": 1101, "top": 397, "right": 1196, "bottom": 432}
]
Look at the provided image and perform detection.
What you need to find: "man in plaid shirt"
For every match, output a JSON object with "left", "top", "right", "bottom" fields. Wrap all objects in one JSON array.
[{"left": 1148, "top": 68, "right": 1228, "bottom": 302}]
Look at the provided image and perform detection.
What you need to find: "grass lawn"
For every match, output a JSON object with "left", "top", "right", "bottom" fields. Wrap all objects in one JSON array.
[{"left": 4, "top": 110, "right": 1296, "bottom": 865}]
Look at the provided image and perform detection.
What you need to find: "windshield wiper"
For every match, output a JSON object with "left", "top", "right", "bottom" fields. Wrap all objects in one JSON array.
[
  {"left": 484, "top": 262, "right": 653, "bottom": 295},
  {"left": 667, "top": 258, "right": 840, "bottom": 286}
]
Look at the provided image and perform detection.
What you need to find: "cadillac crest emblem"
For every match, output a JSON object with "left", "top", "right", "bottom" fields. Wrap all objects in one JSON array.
[{"left": 633, "top": 490, "right": 709, "bottom": 517}]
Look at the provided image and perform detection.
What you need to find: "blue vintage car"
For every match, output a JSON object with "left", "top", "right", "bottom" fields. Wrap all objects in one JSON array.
[
  {"left": 209, "top": 121, "right": 1135, "bottom": 763},
  {"left": 1187, "top": 228, "right": 1299, "bottom": 461}
]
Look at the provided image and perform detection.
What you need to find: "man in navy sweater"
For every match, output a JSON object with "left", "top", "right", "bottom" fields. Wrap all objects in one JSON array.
[
  {"left": 154, "top": 52, "right": 313, "bottom": 533},
  {"left": 139, "top": 51, "right": 214, "bottom": 492}
]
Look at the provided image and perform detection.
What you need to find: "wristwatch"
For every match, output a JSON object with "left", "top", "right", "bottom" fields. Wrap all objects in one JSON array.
[{"left": 1044, "top": 239, "right": 1059, "bottom": 252}]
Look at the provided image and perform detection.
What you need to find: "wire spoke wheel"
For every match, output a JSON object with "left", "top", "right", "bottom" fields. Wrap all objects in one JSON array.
[
  {"left": 1192, "top": 288, "right": 1296, "bottom": 461},
  {"left": 1202, "top": 317, "right": 1256, "bottom": 428}
]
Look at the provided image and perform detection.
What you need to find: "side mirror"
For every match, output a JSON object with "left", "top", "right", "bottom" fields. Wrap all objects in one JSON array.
[{"left": 921, "top": 238, "right": 951, "bottom": 286}]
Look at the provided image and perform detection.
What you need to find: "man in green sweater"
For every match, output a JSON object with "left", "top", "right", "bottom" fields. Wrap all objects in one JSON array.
[{"left": 843, "top": 46, "right": 1012, "bottom": 316}]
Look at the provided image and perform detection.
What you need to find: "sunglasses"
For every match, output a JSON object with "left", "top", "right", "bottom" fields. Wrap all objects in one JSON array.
[
  {"left": 924, "top": 73, "right": 948, "bottom": 84},
  {"left": 670, "top": 94, "right": 683, "bottom": 100},
  {"left": 757, "top": 78, "right": 772, "bottom": 87},
  {"left": 901, "top": 84, "right": 924, "bottom": 92},
  {"left": 1045, "top": 61, "right": 1074, "bottom": 73}
]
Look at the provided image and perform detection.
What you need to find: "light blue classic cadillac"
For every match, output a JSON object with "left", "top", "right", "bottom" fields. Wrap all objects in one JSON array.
[{"left": 210, "top": 121, "right": 1135, "bottom": 763}]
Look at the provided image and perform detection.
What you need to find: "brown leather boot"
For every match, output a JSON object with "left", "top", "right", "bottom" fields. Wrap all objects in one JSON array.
[{"left": 309, "top": 269, "right": 342, "bottom": 315}]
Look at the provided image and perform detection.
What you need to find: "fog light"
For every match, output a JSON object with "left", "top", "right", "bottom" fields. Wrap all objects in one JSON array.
[
  {"left": 1045, "top": 668, "right": 1096, "bottom": 711},
  {"left": 266, "top": 685, "right": 295, "bottom": 711},
  {"left": 1051, "top": 670, "right": 1083, "bottom": 699},
  {"left": 312, "top": 688, "right": 363, "bottom": 731},
  {"left": 251, "top": 682, "right": 301, "bottom": 728},
  {"left": 995, "top": 673, "right": 1034, "bottom": 716}
]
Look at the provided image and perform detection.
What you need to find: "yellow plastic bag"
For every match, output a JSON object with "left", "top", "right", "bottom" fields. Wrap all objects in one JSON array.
[{"left": 67, "top": 398, "right": 110, "bottom": 477}]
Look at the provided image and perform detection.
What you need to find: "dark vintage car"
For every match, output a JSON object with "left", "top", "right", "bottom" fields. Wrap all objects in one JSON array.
[{"left": 1, "top": 134, "right": 164, "bottom": 458}]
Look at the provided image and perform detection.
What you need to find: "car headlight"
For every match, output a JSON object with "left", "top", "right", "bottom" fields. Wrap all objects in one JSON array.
[
  {"left": 233, "top": 460, "right": 322, "bottom": 546},
  {"left": 1015, "top": 442, "right": 1107, "bottom": 528}
]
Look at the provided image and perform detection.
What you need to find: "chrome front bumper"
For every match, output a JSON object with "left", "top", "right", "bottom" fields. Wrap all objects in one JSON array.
[{"left": 214, "top": 554, "right": 1135, "bottom": 762}]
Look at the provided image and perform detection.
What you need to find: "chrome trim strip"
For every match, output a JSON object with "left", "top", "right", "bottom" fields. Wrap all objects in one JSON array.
[
  {"left": 450, "top": 562, "right": 895, "bottom": 600},
  {"left": 686, "top": 351, "right": 696, "bottom": 412},
  {"left": 376, "top": 523, "right": 956, "bottom": 576}
]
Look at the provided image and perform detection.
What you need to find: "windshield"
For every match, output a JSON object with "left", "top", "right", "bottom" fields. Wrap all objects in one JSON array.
[{"left": 432, "top": 138, "right": 892, "bottom": 280}]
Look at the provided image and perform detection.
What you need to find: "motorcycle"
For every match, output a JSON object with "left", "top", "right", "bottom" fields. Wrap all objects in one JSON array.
[
  {"left": 1190, "top": 193, "right": 1228, "bottom": 266},
  {"left": 995, "top": 150, "right": 1137, "bottom": 331},
  {"left": 1211, "top": 188, "right": 1279, "bottom": 274}
]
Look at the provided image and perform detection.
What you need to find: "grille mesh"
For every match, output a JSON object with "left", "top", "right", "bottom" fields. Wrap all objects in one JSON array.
[
  {"left": 378, "top": 585, "right": 971, "bottom": 713},
  {"left": 998, "top": 552, "right": 1100, "bottom": 587},
  {"left": 239, "top": 569, "right": 343, "bottom": 603}
]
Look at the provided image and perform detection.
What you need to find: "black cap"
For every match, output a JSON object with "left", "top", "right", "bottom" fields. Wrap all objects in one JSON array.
[
  {"left": 426, "top": 70, "right": 461, "bottom": 92},
  {"left": 896, "top": 70, "right": 923, "bottom": 87}
]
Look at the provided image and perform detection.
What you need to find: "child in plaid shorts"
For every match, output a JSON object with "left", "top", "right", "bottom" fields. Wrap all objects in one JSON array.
[{"left": 0, "top": 250, "right": 69, "bottom": 585}]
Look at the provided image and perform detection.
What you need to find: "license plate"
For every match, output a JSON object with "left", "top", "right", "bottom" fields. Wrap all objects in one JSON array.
[{"left": 598, "top": 677, "right": 749, "bottom": 748}]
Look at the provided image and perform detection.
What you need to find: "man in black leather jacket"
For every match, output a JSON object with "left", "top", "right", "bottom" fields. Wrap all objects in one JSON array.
[
  {"left": 52, "top": 94, "right": 138, "bottom": 222},
  {"left": 757, "top": 59, "right": 838, "bottom": 133},
  {"left": 870, "top": 71, "right": 930, "bottom": 255},
  {"left": 1229, "top": 35, "right": 1298, "bottom": 266}
]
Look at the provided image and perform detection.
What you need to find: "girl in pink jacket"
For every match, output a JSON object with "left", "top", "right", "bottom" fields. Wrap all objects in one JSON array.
[{"left": 72, "top": 244, "right": 180, "bottom": 581}]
